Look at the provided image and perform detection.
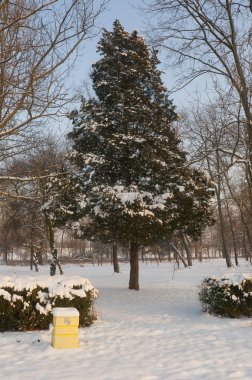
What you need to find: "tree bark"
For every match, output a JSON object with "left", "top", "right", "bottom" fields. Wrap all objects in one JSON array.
[
  {"left": 169, "top": 242, "right": 188, "bottom": 268},
  {"left": 37, "top": 246, "right": 43, "bottom": 266},
  {"left": 30, "top": 243, "right": 38, "bottom": 272},
  {"left": 181, "top": 234, "right": 193, "bottom": 266},
  {"left": 112, "top": 243, "right": 120, "bottom": 273},
  {"left": 3, "top": 249, "right": 7, "bottom": 265},
  {"left": 216, "top": 187, "right": 232, "bottom": 268},
  {"left": 129, "top": 242, "right": 139, "bottom": 290},
  {"left": 223, "top": 187, "right": 239, "bottom": 266},
  {"left": 214, "top": 148, "right": 232, "bottom": 268},
  {"left": 30, "top": 245, "right": 33, "bottom": 271},
  {"left": 46, "top": 218, "right": 63, "bottom": 276}
]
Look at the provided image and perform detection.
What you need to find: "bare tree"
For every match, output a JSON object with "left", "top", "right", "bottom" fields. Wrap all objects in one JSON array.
[
  {"left": 0, "top": 0, "right": 108, "bottom": 146},
  {"left": 180, "top": 96, "right": 239, "bottom": 267},
  {"left": 1, "top": 135, "right": 68, "bottom": 274},
  {"left": 144, "top": 0, "right": 252, "bottom": 187},
  {"left": 0, "top": 199, "right": 21, "bottom": 264},
  {"left": 112, "top": 242, "right": 120, "bottom": 273},
  {"left": 224, "top": 170, "right": 252, "bottom": 263}
]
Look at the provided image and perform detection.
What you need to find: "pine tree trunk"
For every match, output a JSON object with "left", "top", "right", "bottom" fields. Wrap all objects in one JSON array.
[
  {"left": 129, "top": 242, "right": 139, "bottom": 290},
  {"left": 112, "top": 243, "right": 120, "bottom": 273}
]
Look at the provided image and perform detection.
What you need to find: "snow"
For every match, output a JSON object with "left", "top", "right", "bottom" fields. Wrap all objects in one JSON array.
[
  {"left": 1, "top": 259, "right": 252, "bottom": 380},
  {"left": 94, "top": 205, "right": 108, "bottom": 218},
  {"left": 105, "top": 186, "right": 174, "bottom": 214},
  {"left": 35, "top": 302, "right": 52, "bottom": 315},
  {"left": 52, "top": 307, "right": 79, "bottom": 317},
  {"left": 0, "top": 288, "right": 11, "bottom": 301},
  {"left": 0, "top": 274, "right": 95, "bottom": 299},
  {"left": 83, "top": 153, "right": 105, "bottom": 164}
]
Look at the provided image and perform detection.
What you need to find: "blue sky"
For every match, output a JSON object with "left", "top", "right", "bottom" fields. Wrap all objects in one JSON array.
[{"left": 100, "top": 0, "right": 143, "bottom": 30}]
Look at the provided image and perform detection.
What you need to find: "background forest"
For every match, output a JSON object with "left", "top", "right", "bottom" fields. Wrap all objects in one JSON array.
[{"left": 0, "top": 0, "right": 251, "bottom": 272}]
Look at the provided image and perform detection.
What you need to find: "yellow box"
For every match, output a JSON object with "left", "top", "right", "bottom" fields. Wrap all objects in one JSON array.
[
  {"left": 52, "top": 333, "right": 79, "bottom": 349},
  {"left": 53, "top": 315, "right": 79, "bottom": 327},
  {"left": 51, "top": 308, "right": 80, "bottom": 349},
  {"left": 53, "top": 326, "right": 78, "bottom": 335}
]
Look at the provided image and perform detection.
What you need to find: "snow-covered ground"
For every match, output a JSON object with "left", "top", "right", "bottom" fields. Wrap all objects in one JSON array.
[{"left": 1, "top": 259, "right": 252, "bottom": 380}]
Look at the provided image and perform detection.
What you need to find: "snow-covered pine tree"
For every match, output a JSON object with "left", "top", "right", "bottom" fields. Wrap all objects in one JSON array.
[{"left": 47, "top": 20, "right": 214, "bottom": 290}]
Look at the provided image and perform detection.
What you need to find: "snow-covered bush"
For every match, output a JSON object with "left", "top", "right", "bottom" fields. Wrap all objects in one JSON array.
[
  {"left": 199, "top": 275, "right": 252, "bottom": 318},
  {"left": 0, "top": 276, "right": 98, "bottom": 331}
]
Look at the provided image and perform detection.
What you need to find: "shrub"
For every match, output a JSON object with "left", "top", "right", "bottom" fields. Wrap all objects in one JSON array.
[
  {"left": 199, "top": 275, "right": 252, "bottom": 318},
  {"left": 0, "top": 276, "right": 98, "bottom": 332}
]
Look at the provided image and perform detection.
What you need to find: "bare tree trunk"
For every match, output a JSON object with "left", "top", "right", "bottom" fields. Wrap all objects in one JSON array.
[
  {"left": 181, "top": 234, "right": 193, "bottom": 266},
  {"left": 47, "top": 219, "right": 63, "bottom": 276},
  {"left": 167, "top": 246, "right": 171, "bottom": 262},
  {"left": 129, "top": 242, "right": 139, "bottom": 290},
  {"left": 194, "top": 238, "right": 202, "bottom": 262},
  {"left": 225, "top": 202, "right": 238, "bottom": 266},
  {"left": 30, "top": 243, "right": 38, "bottom": 272},
  {"left": 30, "top": 247, "right": 33, "bottom": 271},
  {"left": 37, "top": 245, "right": 43, "bottom": 266},
  {"left": 169, "top": 242, "right": 188, "bottom": 268},
  {"left": 34, "top": 253, "right": 39, "bottom": 272},
  {"left": 217, "top": 199, "right": 232, "bottom": 267},
  {"left": 224, "top": 172, "right": 252, "bottom": 263},
  {"left": 60, "top": 229, "right": 65, "bottom": 258},
  {"left": 112, "top": 243, "right": 120, "bottom": 273},
  {"left": 199, "top": 248, "right": 203, "bottom": 262},
  {"left": 141, "top": 246, "right": 145, "bottom": 263},
  {"left": 3, "top": 249, "right": 7, "bottom": 265},
  {"left": 125, "top": 245, "right": 129, "bottom": 261},
  {"left": 215, "top": 179, "right": 232, "bottom": 267},
  {"left": 242, "top": 232, "right": 249, "bottom": 261}
]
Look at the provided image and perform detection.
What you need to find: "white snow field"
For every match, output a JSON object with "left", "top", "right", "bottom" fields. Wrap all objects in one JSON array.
[{"left": 1, "top": 259, "right": 252, "bottom": 380}]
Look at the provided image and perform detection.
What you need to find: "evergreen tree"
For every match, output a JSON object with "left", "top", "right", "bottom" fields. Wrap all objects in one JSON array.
[{"left": 46, "top": 21, "right": 214, "bottom": 290}]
